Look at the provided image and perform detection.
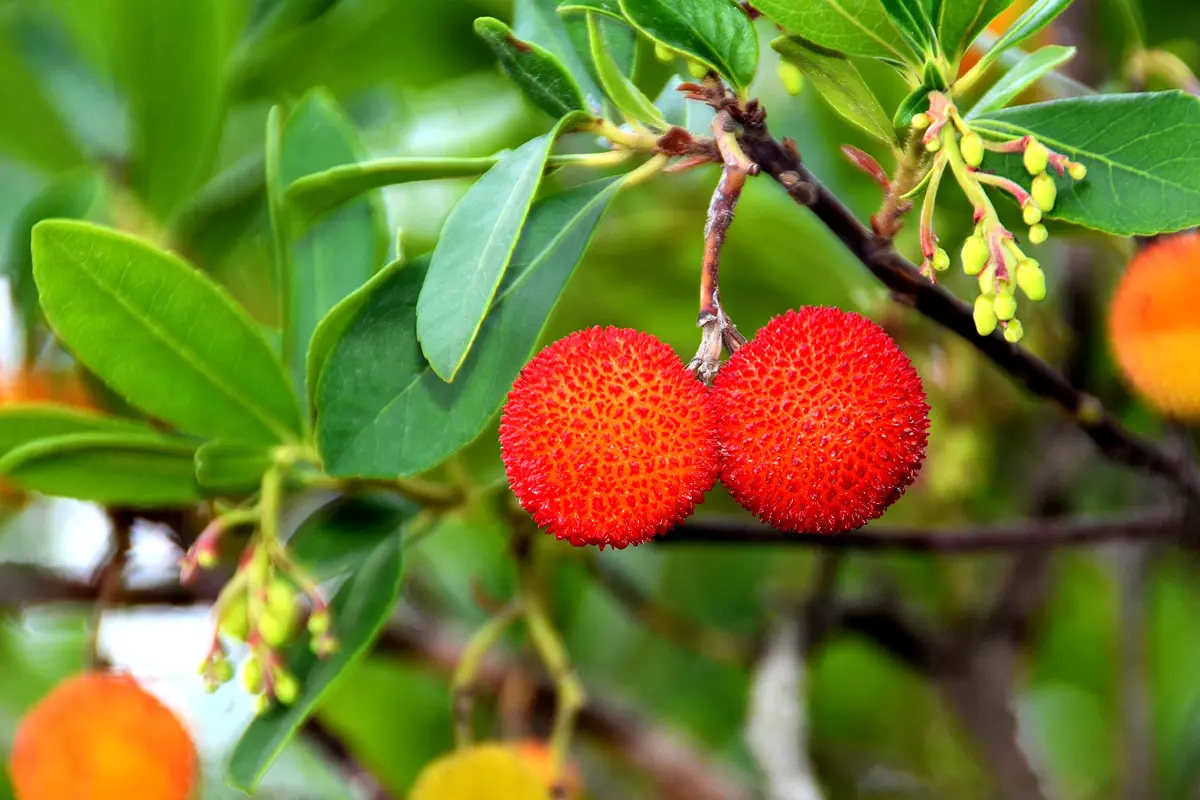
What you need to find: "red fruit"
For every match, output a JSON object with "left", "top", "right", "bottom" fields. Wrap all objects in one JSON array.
[
  {"left": 713, "top": 307, "right": 929, "bottom": 533},
  {"left": 500, "top": 326, "right": 719, "bottom": 547},
  {"left": 10, "top": 672, "right": 198, "bottom": 800}
]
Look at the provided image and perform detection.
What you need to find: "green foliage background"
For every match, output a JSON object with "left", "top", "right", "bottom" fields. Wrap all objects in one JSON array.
[{"left": 0, "top": 0, "right": 1198, "bottom": 797}]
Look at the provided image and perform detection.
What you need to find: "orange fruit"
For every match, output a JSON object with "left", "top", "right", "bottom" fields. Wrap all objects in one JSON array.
[
  {"left": 10, "top": 672, "right": 198, "bottom": 800},
  {"left": 511, "top": 739, "right": 583, "bottom": 798}
]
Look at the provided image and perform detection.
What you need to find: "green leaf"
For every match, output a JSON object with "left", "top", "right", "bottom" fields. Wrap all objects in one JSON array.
[
  {"left": 878, "top": 0, "right": 935, "bottom": 57},
  {"left": 587, "top": 13, "right": 666, "bottom": 128},
  {"left": 965, "top": 0, "right": 1072, "bottom": 82},
  {"left": 227, "top": 531, "right": 404, "bottom": 792},
  {"left": 0, "top": 432, "right": 201, "bottom": 506},
  {"left": 967, "top": 45, "right": 1075, "bottom": 116},
  {"left": 515, "top": 0, "right": 605, "bottom": 103},
  {"left": 752, "top": 0, "right": 910, "bottom": 62},
  {"left": 318, "top": 178, "right": 620, "bottom": 478},
  {"left": 931, "top": 0, "right": 1012, "bottom": 62},
  {"left": 772, "top": 36, "right": 899, "bottom": 146},
  {"left": 107, "top": 0, "right": 235, "bottom": 217},
  {"left": 557, "top": 0, "right": 626, "bottom": 20},
  {"left": 0, "top": 33, "right": 85, "bottom": 170},
  {"left": 618, "top": 0, "right": 758, "bottom": 89},
  {"left": 973, "top": 92, "right": 1200, "bottom": 236},
  {"left": 194, "top": 440, "right": 273, "bottom": 493},
  {"left": 279, "top": 92, "right": 387, "bottom": 408},
  {"left": 0, "top": 405, "right": 154, "bottom": 459},
  {"left": 893, "top": 82, "right": 933, "bottom": 129},
  {"left": 4, "top": 170, "right": 104, "bottom": 341},
  {"left": 416, "top": 122, "right": 571, "bottom": 382},
  {"left": 475, "top": 17, "right": 589, "bottom": 120},
  {"left": 31, "top": 221, "right": 303, "bottom": 444},
  {"left": 289, "top": 493, "right": 417, "bottom": 580}
]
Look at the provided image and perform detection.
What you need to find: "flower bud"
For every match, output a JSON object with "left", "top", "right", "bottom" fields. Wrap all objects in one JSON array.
[
  {"left": 924, "top": 136, "right": 941, "bottom": 153},
  {"left": 778, "top": 61, "right": 804, "bottom": 96},
  {"left": 218, "top": 592, "right": 251, "bottom": 642},
  {"left": 211, "top": 657, "right": 234, "bottom": 686},
  {"left": 1031, "top": 172, "right": 1057, "bottom": 212},
  {"left": 932, "top": 247, "right": 950, "bottom": 271},
  {"left": 243, "top": 656, "right": 264, "bottom": 695},
  {"left": 911, "top": 112, "right": 931, "bottom": 130},
  {"left": 1022, "top": 200, "right": 1042, "bottom": 226},
  {"left": 654, "top": 42, "right": 674, "bottom": 62},
  {"left": 254, "top": 693, "right": 271, "bottom": 717},
  {"left": 266, "top": 577, "right": 296, "bottom": 617},
  {"left": 993, "top": 293, "right": 1017, "bottom": 321},
  {"left": 687, "top": 59, "right": 708, "bottom": 79},
  {"left": 272, "top": 669, "right": 300, "bottom": 706},
  {"left": 961, "top": 235, "right": 989, "bottom": 275},
  {"left": 307, "top": 609, "right": 331, "bottom": 638},
  {"left": 1068, "top": 162, "right": 1087, "bottom": 180},
  {"left": 960, "top": 132, "right": 984, "bottom": 167},
  {"left": 312, "top": 634, "right": 340, "bottom": 658},
  {"left": 974, "top": 295, "right": 998, "bottom": 336},
  {"left": 1016, "top": 259, "right": 1046, "bottom": 301},
  {"left": 978, "top": 263, "right": 997, "bottom": 296},
  {"left": 1028, "top": 223, "right": 1048, "bottom": 244},
  {"left": 1003, "top": 319, "right": 1024, "bottom": 344},
  {"left": 1024, "top": 139, "right": 1050, "bottom": 175},
  {"left": 258, "top": 608, "right": 296, "bottom": 649}
]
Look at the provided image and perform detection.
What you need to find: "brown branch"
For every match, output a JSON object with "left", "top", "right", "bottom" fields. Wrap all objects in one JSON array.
[
  {"left": 659, "top": 507, "right": 1184, "bottom": 550},
  {"left": 734, "top": 117, "right": 1200, "bottom": 503}
]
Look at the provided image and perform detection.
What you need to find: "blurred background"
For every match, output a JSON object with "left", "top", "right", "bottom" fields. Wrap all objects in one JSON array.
[{"left": 1, "top": 0, "right": 1199, "bottom": 797}]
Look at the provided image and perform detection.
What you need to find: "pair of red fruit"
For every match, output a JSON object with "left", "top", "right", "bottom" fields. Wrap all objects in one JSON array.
[{"left": 500, "top": 307, "right": 931, "bottom": 547}]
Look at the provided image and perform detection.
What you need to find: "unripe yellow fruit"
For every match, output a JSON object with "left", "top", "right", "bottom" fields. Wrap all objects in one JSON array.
[
  {"left": 1024, "top": 139, "right": 1049, "bottom": 175},
  {"left": 411, "top": 745, "right": 549, "bottom": 800},
  {"left": 961, "top": 235, "right": 989, "bottom": 276}
]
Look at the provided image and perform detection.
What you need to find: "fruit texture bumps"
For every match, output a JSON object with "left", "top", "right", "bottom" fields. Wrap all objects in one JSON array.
[
  {"left": 500, "top": 326, "right": 719, "bottom": 548},
  {"left": 713, "top": 307, "right": 930, "bottom": 533},
  {"left": 1109, "top": 233, "right": 1200, "bottom": 420},
  {"left": 10, "top": 672, "right": 198, "bottom": 800}
]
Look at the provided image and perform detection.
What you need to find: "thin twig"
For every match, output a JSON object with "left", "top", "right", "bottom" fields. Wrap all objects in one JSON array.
[{"left": 85, "top": 510, "right": 135, "bottom": 669}]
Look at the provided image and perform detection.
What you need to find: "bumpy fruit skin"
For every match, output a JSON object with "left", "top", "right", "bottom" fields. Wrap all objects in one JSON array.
[
  {"left": 713, "top": 308, "right": 930, "bottom": 533},
  {"left": 500, "top": 327, "right": 719, "bottom": 548},
  {"left": 1109, "top": 233, "right": 1200, "bottom": 419},
  {"left": 410, "top": 745, "right": 549, "bottom": 800},
  {"left": 10, "top": 672, "right": 198, "bottom": 800}
]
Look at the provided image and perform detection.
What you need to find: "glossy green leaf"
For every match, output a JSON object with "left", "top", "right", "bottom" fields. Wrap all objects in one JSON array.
[
  {"left": 318, "top": 178, "right": 620, "bottom": 478},
  {"left": 931, "top": 0, "right": 1012, "bottom": 61},
  {"left": 618, "top": 0, "right": 758, "bottom": 89},
  {"left": 279, "top": 92, "right": 387, "bottom": 406},
  {"left": 965, "top": 0, "right": 1072, "bottom": 82},
  {"left": 587, "top": 13, "right": 665, "bottom": 127},
  {"left": 973, "top": 92, "right": 1200, "bottom": 236},
  {"left": 878, "top": 0, "right": 935, "bottom": 57},
  {"left": 0, "top": 33, "right": 85, "bottom": 170},
  {"left": 515, "top": 0, "right": 605, "bottom": 103},
  {"left": 893, "top": 83, "right": 933, "bottom": 129},
  {"left": 967, "top": 45, "right": 1076, "bottom": 116},
  {"left": 0, "top": 406, "right": 155, "bottom": 459},
  {"left": 227, "top": 532, "right": 404, "bottom": 791},
  {"left": 752, "top": 0, "right": 910, "bottom": 62},
  {"left": 772, "top": 36, "right": 899, "bottom": 146},
  {"left": 108, "top": 0, "right": 235, "bottom": 217},
  {"left": 4, "top": 171, "right": 104, "bottom": 339},
  {"left": 289, "top": 493, "right": 418, "bottom": 580},
  {"left": 416, "top": 123, "right": 572, "bottom": 382},
  {"left": 558, "top": 0, "right": 626, "bottom": 20},
  {"left": 194, "top": 440, "right": 272, "bottom": 493},
  {"left": 0, "top": 432, "right": 201, "bottom": 506},
  {"left": 475, "top": 17, "right": 588, "bottom": 119},
  {"left": 31, "top": 221, "right": 303, "bottom": 444}
]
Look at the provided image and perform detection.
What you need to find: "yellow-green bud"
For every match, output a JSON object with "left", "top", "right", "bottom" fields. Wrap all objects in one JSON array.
[
  {"left": 1022, "top": 201, "right": 1042, "bottom": 226},
  {"left": 266, "top": 577, "right": 296, "bottom": 616},
  {"left": 258, "top": 608, "right": 297, "bottom": 648},
  {"left": 243, "top": 656, "right": 264, "bottom": 694},
  {"left": 911, "top": 112, "right": 931, "bottom": 130},
  {"left": 218, "top": 592, "right": 251, "bottom": 642},
  {"left": 974, "top": 295, "right": 998, "bottom": 336},
  {"left": 254, "top": 693, "right": 272, "bottom": 717},
  {"left": 196, "top": 550, "right": 218, "bottom": 570},
  {"left": 1032, "top": 172, "right": 1057, "bottom": 212},
  {"left": 993, "top": 293, "right": 1017, "bottom": 321},
  {"left": 924, "top": 136, "right": 941, "bottom": 153},
  {"left": 960, "top": 132, "right": 984, "bottom": 167},
  {"left": 687, "top": 59, "right": 708, "bottom": 79},
  {"left": 1016, "top": 259, "right": 1046, "bottom": 301},
  {"left": 273, "top": 669, "right": 300, "bottom": 706},
  {"left": 778, "top": 61, "right": 804, "bottom": 95},
  {"left": 1068, "top": 162, "right": 1087, "bottom": 180},
  {"left": 312, "top": 634, "right": 340, "bottom": 658},
  {"left": 932, "top": 247, "right": 950, "bottom": 271},
  {"left": 654, "top": 41, "right": 674, "bottom": 62},
  {"left": 1003, "top": 319, "right": 1024, "bottom": 343},
  {"left": 1028, "top": 223, "right": 1048, "bottom": 244},
  {"left": 212, "top": 657, "right": 234, "bottom": 686},
  {"left": 978, "top": 263, "right": 997, "bottom": 296},
  {"left": 1024, "top": 139, "right": 1050, "bottom": 175},
  {"left": 961, "top": 235, "right": 989, "bottom": 275},
  {"left": 307, "top": 610, "right": 331, "bottom": 638}
]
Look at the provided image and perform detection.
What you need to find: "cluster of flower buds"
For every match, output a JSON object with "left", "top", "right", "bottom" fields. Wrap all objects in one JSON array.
[
  {"left": 185, "top": 512, "right": 338, "bottom": 714},
  {"left": 910, "top": 92, "right": 1088, "bottom": 341}
]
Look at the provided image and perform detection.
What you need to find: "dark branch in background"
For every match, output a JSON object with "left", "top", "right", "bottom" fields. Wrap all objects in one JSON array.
[
  {"left": 304, "top": 718, "right": 394, "bottom": 800},
  {"left": 730, "top": 113, "right": 1200, "bottom": 503}
]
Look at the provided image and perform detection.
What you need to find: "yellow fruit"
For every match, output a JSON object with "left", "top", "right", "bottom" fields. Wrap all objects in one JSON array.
[
  {"left": 511, "top": 739, "right": 583, "bottom": 798},
  {"left": 1109, "top": 233, "right": 1200, "bottom": 419},
  {"left": 10, "top": 672, "right": 197, "bottom": 800},
  {"left": 410, "top": 745, "right": 549, "bottom": 800}
]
